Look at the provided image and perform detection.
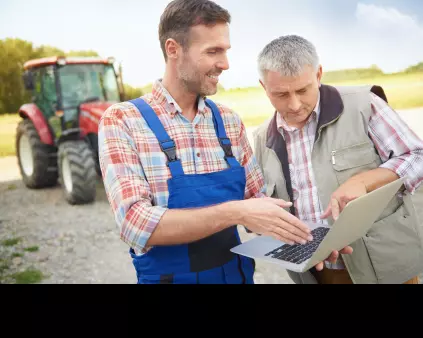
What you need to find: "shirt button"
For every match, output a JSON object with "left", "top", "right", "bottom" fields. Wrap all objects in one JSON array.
[{"left": 197, "top": 152, "right": 201, "bottom": 157}]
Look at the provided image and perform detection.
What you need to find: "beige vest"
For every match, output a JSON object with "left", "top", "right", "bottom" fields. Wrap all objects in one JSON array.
[{"left": 253, "top": 84, "right": 423, "bottom": 284}]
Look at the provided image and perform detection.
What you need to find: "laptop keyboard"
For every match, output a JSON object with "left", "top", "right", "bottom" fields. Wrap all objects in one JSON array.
[{"left": 264, "top": 227, "right": 330, "bottom": 265}]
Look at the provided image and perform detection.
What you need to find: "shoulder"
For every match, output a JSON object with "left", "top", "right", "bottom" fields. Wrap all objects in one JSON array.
[
  {"left": 100, "top": 93, "right": 154, "bottom": 126},
  {"left": 252, "top": 116, "right": 273, "bottom": 146},
  {"left": 332, "top": 84, "right": 387, "bottom": 105}
]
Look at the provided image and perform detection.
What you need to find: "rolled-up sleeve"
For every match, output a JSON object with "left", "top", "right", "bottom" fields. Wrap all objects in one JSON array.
[
  {"left": 98, "top": 106, "right": 167, "bottom": 253},
  {"left": 368, "top": 93, "right": 423, "bottom": 194}
]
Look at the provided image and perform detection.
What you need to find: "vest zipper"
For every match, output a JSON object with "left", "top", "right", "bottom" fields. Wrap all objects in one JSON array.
[
  {"left": 331, "top": 151, "right": 336, "bottom": 165},
  {"left": 315, "top": 115, "right": 342, "bottom": 145}
]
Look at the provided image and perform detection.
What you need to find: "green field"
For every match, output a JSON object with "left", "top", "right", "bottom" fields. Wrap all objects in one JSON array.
[
  {"left": 0, "top": 114, "right": 20, "bottom": 157},
  {"left": 1, "top": 72, "right": 422, "bottom": 158}
]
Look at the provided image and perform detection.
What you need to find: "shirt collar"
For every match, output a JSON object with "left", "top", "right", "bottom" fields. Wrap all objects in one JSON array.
[{"left": 151, "top": 79, "right": 208, "bottom": 118}]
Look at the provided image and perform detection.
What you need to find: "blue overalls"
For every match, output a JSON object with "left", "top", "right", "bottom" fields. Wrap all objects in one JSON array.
[{"left": 127, "top": 98, "right": 255, "bottom": 284}]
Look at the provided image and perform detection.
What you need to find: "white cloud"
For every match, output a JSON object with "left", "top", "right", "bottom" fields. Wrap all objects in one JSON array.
[
  {"left": 353, "top": 3, "right": 423, "bottom": 73},
  {"left": 356, "top": 3, "right": 423, "bottom": 35}
]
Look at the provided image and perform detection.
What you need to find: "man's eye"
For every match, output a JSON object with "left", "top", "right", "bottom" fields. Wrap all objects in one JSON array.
[
  {"left": 298, "top": 89, "right": 307, "bottom": 94},
  {"left": 207, "top": 50, "right": 217, "bottom": 55}
]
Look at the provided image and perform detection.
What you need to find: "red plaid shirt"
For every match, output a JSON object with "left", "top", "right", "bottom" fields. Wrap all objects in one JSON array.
[{"left": 98, "top": 80, "right": 265, "bottom": 254}]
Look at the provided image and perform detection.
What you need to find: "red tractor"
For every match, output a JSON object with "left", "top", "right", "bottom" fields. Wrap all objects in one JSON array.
[{"left": 16, "top": 56, "right": 124, "bottom": 205}]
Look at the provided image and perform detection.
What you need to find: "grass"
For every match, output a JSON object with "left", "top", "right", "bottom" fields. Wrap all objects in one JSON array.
[
  {"left": 1, "top": 237, "right": 21, "bottom": 247},
  {"left": 0, "top": 260, "right": 9, "bottom": 274},
  {"left": 11, "top": 252, "right": 24, "bottom": 258},
  {"left": 24, "top": 246, "right": 39, "bottom": 252},
  {"left": 0, "top": 238, "right": 45, "bottom": 284},
  {"left": 0, "top": 113, "right": 20, "bottom": 157},
  {"left": 10, "top": 268, "right": 44, "bottom": 284}
]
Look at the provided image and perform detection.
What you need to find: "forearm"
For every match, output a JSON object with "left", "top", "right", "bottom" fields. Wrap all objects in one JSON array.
[
  {"left": 350, "top": 168, "right": 399, "bottom": 193},
  {"left": 147, "top": 201, "right": 242, "bottom": 246}
]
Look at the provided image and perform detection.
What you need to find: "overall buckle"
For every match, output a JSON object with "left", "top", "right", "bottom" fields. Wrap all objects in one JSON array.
[
  {"left": 160, "top": 140, "right": 178, "bottom": 163},
  {"left": 219, "top": 137, "right": 234, "bottom": 160}
]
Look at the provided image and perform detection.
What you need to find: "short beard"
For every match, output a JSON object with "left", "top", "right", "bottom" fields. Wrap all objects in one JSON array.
[{"left": 178, "top": 55, "right": 216, "bottom": 97}]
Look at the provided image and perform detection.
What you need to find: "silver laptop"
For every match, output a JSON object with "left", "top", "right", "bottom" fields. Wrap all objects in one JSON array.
[{"left": 231, "top": 178, "right": 405, "bottom": 273}]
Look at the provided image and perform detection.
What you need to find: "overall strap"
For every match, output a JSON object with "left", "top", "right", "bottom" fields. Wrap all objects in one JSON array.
[
  {"left": 129, "top": 98, "right": 184, "bottom": 177},
  {"left": 205, "top": 99, "right": 240, "bottom": 168}
]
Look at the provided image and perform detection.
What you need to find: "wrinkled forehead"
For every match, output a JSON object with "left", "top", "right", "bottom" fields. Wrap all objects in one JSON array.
[{"left": 264, "top": 66, "right": 316, "bottom": 93}]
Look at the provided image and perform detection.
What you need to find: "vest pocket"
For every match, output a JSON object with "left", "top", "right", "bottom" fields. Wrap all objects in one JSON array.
[
  {"left": 331, "top": 142, "right": 378, "bottom": 185},
  {"left": 363, "top": 203, "right": 423, "bottom": 281}
]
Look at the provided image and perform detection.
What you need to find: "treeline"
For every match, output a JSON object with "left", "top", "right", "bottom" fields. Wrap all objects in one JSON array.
[{"left": 0, "top": 38, "right": 143, "bottom": 115}]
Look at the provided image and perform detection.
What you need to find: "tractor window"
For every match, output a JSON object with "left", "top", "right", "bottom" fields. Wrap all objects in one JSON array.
[
  {"left": 32, "top": 69, "right": 42, "bottom": 102},
  {"left": 31, "top": 67, "right": 57, "bottom": 121},
  {"left": 58, "top": 64, "right": 120, "bottom": 110},
  {"left": 40, "top": 67, "right": 57, "bottom": 120}
]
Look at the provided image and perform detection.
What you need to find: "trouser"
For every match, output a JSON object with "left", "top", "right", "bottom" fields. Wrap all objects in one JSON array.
[{"left": 311, "top": 268, "right": 420, "bottom": 284}]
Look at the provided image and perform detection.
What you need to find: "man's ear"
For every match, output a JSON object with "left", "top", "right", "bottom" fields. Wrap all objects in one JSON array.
[
  {"left": 317, "top": 65, "right": 323, "bottom": 87},
  {"left": 165, "top": 38, "right": 181, "bottom": 60}
]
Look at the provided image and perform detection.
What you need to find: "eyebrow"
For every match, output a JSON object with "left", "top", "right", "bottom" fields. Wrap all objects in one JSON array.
[
  {"left": 272, "top": 84, "right": 311, "bottom": 95},
  {"left": 206, "top": 45, "right": 231, "bottom": 51}
]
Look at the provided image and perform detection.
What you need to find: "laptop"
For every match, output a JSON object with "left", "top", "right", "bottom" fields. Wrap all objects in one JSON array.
[{"left": 230, "top": 178, "right": 405, "bottom": 273}]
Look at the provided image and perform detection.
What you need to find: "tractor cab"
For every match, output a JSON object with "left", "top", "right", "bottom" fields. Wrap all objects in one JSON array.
[{"left": 17, "top": 56, "right": 124, "bottom": 205}]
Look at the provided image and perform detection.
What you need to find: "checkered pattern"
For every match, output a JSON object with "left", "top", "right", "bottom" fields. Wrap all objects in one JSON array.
[{"left": 98, "top": 80, "right": 265, "bottom": 254}]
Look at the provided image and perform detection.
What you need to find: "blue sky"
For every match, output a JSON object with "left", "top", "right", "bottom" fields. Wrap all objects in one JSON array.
[{"left": 1, "top": 0, "right": 422, "bottom": 89}]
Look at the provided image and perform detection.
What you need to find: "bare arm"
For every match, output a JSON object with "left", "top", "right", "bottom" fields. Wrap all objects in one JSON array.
[
  {"left": 148, "top": 197, "right": 313, "bottom": 246},
  {"left": 351, "top": 167, "right": 399, "bottom": 193}
]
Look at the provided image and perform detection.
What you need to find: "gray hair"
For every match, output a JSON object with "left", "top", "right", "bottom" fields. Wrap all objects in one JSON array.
[{"left": 257, "top": 35, "right": 320, "bottom": 79}]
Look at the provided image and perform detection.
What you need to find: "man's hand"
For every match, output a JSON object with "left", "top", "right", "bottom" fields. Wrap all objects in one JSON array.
[
  {"left": 238, "top": 197, "right": 314, "bottom": 245},
  {"left": 321, "top": 178, "right": 367, "bottom": 221},
  {"left": 313, "top": 246, "right": 354, "bottom": 271}
]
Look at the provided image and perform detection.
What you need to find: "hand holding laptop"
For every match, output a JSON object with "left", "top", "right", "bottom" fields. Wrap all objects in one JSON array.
[
  {"left": 231, "top": 179, "right": 404, "bottom": 273},
  {"left": 238, "top": 197, "right": 353, "bottom": 271},
  {"left": 321, "top": 178, "right": 367, "bottom": 221},
  {"left": 321, "top": 169, "right": 400, "bottom": 221}
]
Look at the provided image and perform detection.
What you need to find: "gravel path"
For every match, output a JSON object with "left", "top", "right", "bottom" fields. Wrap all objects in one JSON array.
[
  {"left": 1, "top": 108, "right": 422, "bottom": 284},
  {"left": 0, "top": 178, "right": 292, "bottom": 284}
]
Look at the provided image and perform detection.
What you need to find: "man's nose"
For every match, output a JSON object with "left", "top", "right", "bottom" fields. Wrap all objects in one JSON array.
[
  {"left": 287, "top": 95, "right": 301, "bottom": 112},
  {"left": 217, "top": 54, "right": 229, "bottom": 71}
]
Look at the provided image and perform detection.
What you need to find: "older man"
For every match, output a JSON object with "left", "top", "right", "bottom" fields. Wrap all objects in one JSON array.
[{"left": 253, "top": 35, "right": 423, "bottom": 284}]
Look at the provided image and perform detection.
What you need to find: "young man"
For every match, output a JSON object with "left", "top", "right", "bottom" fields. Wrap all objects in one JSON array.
[
  {"left": 253, "top": 34, "right": 423, "bottom": 284},
  {"left": 98, "top": 1, "right": 350, "bottom": 284}
]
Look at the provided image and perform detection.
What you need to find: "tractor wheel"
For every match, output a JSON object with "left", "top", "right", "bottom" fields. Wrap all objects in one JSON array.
[
  {"left": 58, "top": 140, "right": 97, "bottom": 205},
  {"left": 16, "top": 119, "right": 58, "bottom": 188}
]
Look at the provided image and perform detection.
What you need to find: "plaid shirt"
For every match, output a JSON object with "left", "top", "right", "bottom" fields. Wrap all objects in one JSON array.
[
  {"left": 98, "top": 80, "right": 265, "bottom": 254},
  {"left": 277, "top": 91, "right": 423, "bottom": 268}
]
